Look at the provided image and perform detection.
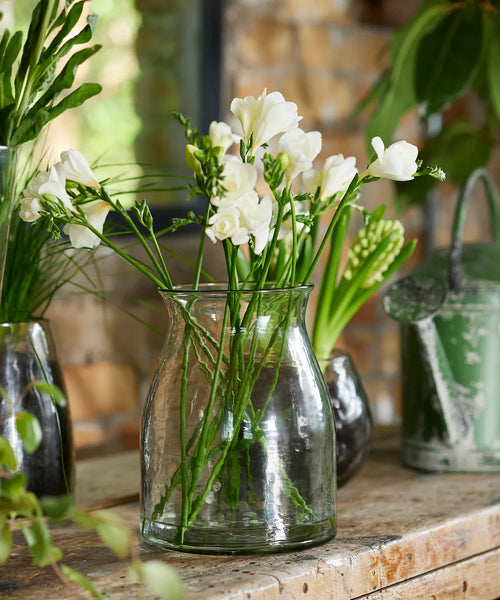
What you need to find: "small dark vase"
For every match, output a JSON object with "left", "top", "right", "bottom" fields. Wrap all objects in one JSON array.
[
  {"left": 0, "top": 321, "right": 74, "bottom": 496},
  {"left": 322, "top": 350, "right": 372, "bottom": 487}
]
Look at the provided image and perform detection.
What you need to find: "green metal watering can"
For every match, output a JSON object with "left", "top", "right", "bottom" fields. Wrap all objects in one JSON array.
[{"left": 384, "top": 169, "right": 500, "bottom": 472}]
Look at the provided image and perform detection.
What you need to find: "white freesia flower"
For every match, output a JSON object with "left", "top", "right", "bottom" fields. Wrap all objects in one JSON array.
[
  {"left": 366, "top": 137, "right": 418, "bottom": 181},
  {"left": 19, "top": 163, "right": 72, "bottom": 222},
  {"left": 206, "top": 206, "right": 249, "bottom": 246},
  {"left": 278, "top": 128, "right": 322, "bottom": 184},
  {"left": 208, "top": 121, "right": 239, "bottom": 154},
  {"left": 60, "top": 149, "right": 100, "bottom": 189},
  {"left": 230, "top": 89, "right": 301, "bottom": 151},
  {"left": 212, "top": 156, "right": 258, "bottom": 207},
  {"left": 303, "top": 154, "right": 357, "bottom": 200},
  {"left": 238, "top": 192, "right": 273, "bottom": 254},
  {"left": 63, "top": 200, "right": 110, "bottom": 249}
]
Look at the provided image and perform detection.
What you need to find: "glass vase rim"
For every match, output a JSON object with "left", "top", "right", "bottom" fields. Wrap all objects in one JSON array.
[
  {"left": 158, "top": 283, "right": 314, "bottom": 296},
  {"left": 0, "top": 317, "right": 49, "bottom": 328}
]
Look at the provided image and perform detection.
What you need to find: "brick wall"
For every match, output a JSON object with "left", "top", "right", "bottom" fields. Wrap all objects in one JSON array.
[{"left": 46, "top": 0, "right": 500, "bottom": 454}]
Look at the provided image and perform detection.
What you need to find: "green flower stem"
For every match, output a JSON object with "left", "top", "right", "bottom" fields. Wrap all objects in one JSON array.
[
  {"left": 275, "top": 219, "right": 311, "bottom": 288},
  {"left": 178, "top": 325, "right": 193, "bottom": 535},
  {"left": 288, "top": 189, "right": 298, "bottom": 286},
  {"left": 192, "top": 201, "right": 212, "bottom": 289},
  {"left": 71, "top": 215, "right": 168, "bottom": 289},
  {"left": 102, "top": 190, "right": 173, "bottom": 289},
  {"left": 256, "top": 201, "right": 285, "bottom": 290},
  {"left": 302, "top": 176, "right": 360, "bottom": 286},
  {"left": 311, "top": 205, "right": 352, "bottom": 350}
]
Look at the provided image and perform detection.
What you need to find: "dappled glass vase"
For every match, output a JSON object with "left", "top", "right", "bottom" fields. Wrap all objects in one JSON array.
[
  {"left": 322, "top": 350, "right": 372, "bottom": 487},
  {"left": 141, "top": 285, "right": 336, "bottom": 554},
  {"left": 0, "top": 320, "right": 74, "bottom": 496}
]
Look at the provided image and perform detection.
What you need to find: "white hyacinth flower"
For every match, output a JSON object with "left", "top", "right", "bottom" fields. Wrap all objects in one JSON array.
[
  {"left": 367, "top": 137, "right": 418, "bottom": 181},
  {"left": 278, "top": 128, "right": 322, "bottom": 184},
  {"left": 230, "top": 89, "right": 301, "bottom": 151},
  {"left": 64, "top": 200, "right": 110, "bottom": 249},
  {"left": 60, "top": 149, "right": 100, "bottom": 189}
]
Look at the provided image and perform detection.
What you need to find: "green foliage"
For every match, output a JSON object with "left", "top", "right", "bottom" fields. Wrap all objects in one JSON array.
[
  {"left": 0, "top": 428, "right": 184, "bottom": 598},
  {"left": 15, "top": 411, "right": 43, "bottom": 454},
  {"left": 129, "top": 560, "right": 185, "bottom": 600},
  {"left": 361, "top": 0, "right": 500, "bottom": 209},
  {"left": 0, "top": 0, "right": 102, "bottom": 146}
]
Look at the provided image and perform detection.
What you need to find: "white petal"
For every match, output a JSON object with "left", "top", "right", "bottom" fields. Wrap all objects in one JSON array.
[{"left": 371, "top": 136, "right": 385, "bottom": 162}]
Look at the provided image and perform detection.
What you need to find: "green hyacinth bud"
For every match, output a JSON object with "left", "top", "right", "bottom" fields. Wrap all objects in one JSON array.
[{"left": 344, "top": 218, "right": 404, "bottom": 288}]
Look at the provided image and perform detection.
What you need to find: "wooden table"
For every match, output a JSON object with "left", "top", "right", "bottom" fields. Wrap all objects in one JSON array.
[{"left": 2, "top": 431, "right": 500, "bottom": 599}]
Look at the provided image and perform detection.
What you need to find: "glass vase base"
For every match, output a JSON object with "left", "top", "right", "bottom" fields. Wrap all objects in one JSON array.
[{"left": 140, "top": 517, "right": 336, "bottom": 555}]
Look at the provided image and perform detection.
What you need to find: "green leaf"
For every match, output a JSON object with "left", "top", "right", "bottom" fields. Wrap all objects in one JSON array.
[
  {"left": 16, "top": 411, "right": 43, "bottom": 454},
  {"left": 0, "top": 436, "right": 17, "bottom": 471},
  {"left": 33, "top": 44, "right": 101, "bottom": 110},
  {"left": 60, "top": 565, "right": 107, "bottom": 600},
  {"left": 0, "top": 472, "right": 27, "bottom": 503},
  {"left": 423, "top": 122, "right": 492, "bottom": 186},
  {"left": 416, "top": 2, "right": 483, "bottom": 117},
  {"left": 41, "top": 495, "right": 75, "bottom": 522},
  {"left": 46, "top": 82, "right": 102, "bottom": 123},
  {"left": 0, "top": 518, "right": 12, "bottom": 564},
  {"left": 75, "top": 510, "right": 130, "bottom": 559},
  {"left": 43, "top": 1, "right": 85, "bottom": 60},
  {"left": 28, "top": 381, "right": 66, "bottom": 407},
  {"left": 94, "top": 511, "right": 130, "bottom": 559},
  {"left": 487, "top": 11, "right": 500, "bottom": 119},
  {"left": 367, "top": 1, "right": 454, "bottom": 145},
  {"left": 20, "top": 517, "right": 62, "bottom": 566},
  {"left": 129, "top": 560, "right": 184, "bottom": 600}
]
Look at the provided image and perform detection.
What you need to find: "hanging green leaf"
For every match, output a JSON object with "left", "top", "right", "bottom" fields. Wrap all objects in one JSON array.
[
  {"left": 41, "top": 495, "right": 75, "bottom": 522},
  {"left": 366, "top": 1, "right": 454, "bottom": 145},
  {"left": 487, "top": 11, "right": 500, "bottom": 119},
  {"left": 423, "top": 121, "right": 492, "bottom": 186},
  {"left": 0, "top": 518, "right": 12, "bottom": 564},
  {"left": 0, "top": 435, "right": 17, "bottom": 471},
  {"left": 20, "top": 517, "right": 62, "bottom": 566},
  {"left": 129, "top": 560, "right": 185, "bottom": 600},
  {"left": 28, "top": 380, "right": 66, "bottom": 406},
  {"left": 60, "top": 565, "right": 108, "bottom": 600},
  {"left": 416, "top": 3, "right": 483, "bottom": 117},
  {"left": 16, "top": 411, "right": 43, "bottom": 454}
]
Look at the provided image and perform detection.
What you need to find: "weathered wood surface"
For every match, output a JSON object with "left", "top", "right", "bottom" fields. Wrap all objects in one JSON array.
[{"left": 2, "top": 432, "right": 499, "bottom": 600}]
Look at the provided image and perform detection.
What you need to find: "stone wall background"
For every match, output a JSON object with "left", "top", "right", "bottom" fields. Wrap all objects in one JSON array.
[{"left": 38, "top": 0, "right": 500, "bottom": 454}]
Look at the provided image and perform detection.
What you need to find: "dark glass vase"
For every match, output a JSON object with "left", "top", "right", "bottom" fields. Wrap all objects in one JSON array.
[
  {"left": 141, "top": 285, "right": 336, "bottom": 554},
  {"left": 322, "top": 350, "right": 372, "bottom": 487},
  {"left": 0, "top": 320, "right": 74, "bottom": 496}
]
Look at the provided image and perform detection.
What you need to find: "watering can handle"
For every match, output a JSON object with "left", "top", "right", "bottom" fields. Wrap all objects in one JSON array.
[{"left": 448, "top": 169, "right": 500, "bottom": 293}]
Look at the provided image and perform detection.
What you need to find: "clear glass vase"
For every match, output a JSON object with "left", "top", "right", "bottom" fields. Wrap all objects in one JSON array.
[
  {"left": 0, "top": 320, "right": 74, "bottom": 496},
  {"left": 141, "top": 285, "right": 336, "bottom": 554}
]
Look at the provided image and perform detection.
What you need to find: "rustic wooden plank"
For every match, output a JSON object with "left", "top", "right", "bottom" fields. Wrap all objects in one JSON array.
[
  {"left": 75, "top": 450, "right": 140, "bottom": 509},
  {"left": 2, "top": 436, "right": 499, "bottom": 600},
  {"left": 357, "top": 547, "right": 500, "bottom": 600}
]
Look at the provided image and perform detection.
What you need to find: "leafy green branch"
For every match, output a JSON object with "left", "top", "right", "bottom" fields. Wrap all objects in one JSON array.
[{"left": 0, "top": 402, "right": 184, "bottom": 600}]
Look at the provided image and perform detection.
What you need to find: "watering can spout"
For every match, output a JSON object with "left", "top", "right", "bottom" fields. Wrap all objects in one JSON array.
[{"left": 383, "top": 276, "right": 471, "bottom": 447}]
